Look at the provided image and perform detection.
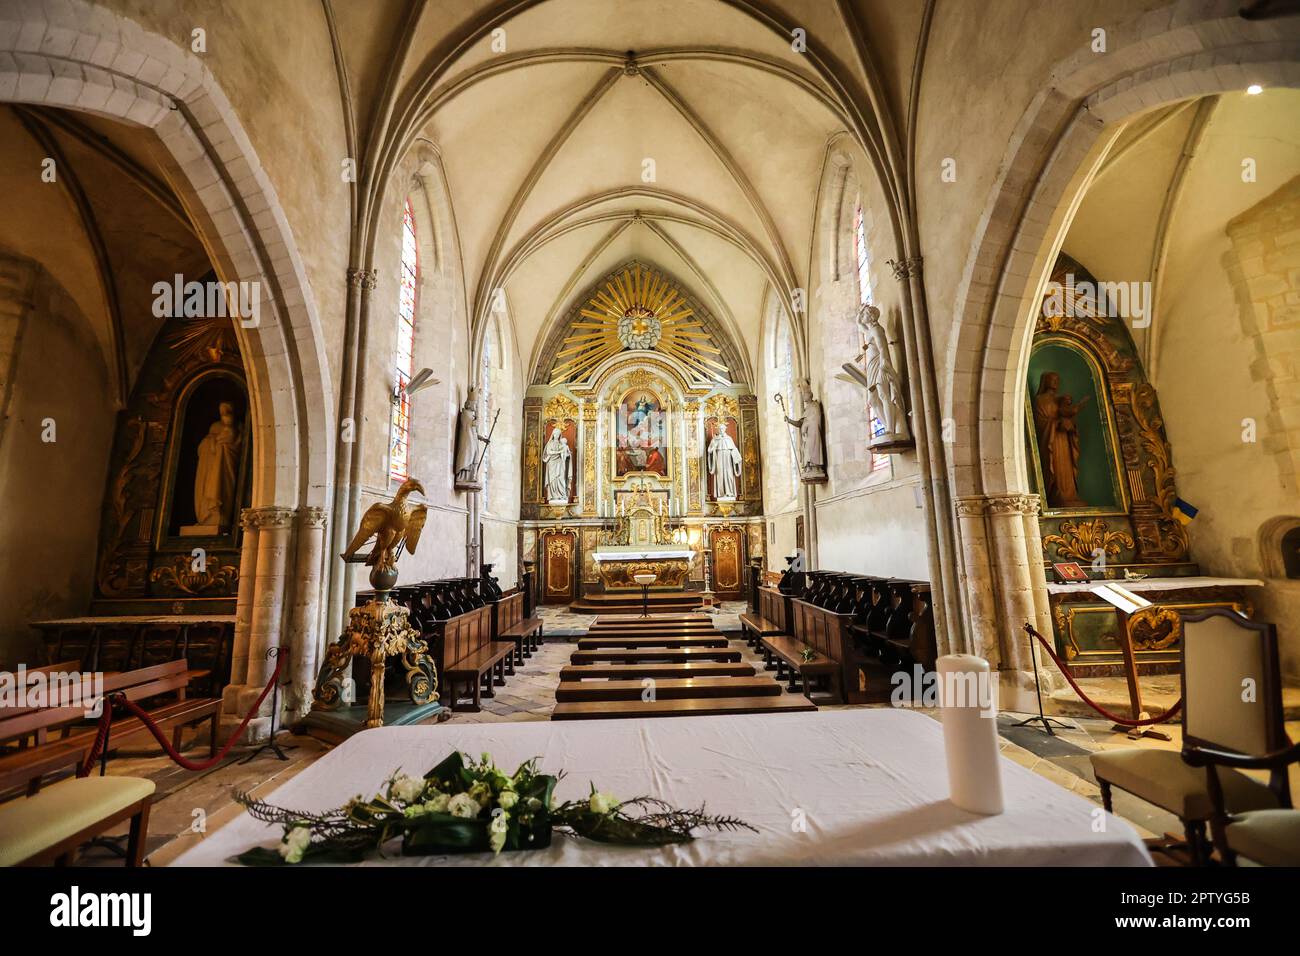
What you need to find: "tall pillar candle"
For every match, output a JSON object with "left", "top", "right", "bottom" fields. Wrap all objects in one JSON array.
[{"left": 936, "top": 653, "right": 1004, "bottom": 815}]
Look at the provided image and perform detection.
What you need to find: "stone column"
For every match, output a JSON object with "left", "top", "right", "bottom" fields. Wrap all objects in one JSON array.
[
  {"left": 956, "top": 492, "right": 1061, "bottom": 698},
  {"left": 285, "top": 505, "right": 327, "bottom": 718},
  {"left": 233, "top": 505, "right": 295, "bottom": 741},
  {"left": 954, "top": 497, "right": 998, "bottom": 663},
  {"left": 221, "top": 508, "right": 261, "bottom": 717}
]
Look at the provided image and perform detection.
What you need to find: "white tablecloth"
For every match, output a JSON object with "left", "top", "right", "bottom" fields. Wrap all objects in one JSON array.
[{"left": 173, "top": 709, "right": 1151, "bottom": 866}]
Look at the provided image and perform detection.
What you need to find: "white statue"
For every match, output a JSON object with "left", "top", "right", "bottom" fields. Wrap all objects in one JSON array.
[
  {"left": 192, "top": 401, "right": 241, "bottom": 529},
  {"left": 857, "top": 304, "right": 910, "bottom": 445},
  {"left": 542, "top": 426, "right": 572, "bottom": 503},
  {"left": 783, "top": 378, "right": 826, "bottom": 481},
  {"left": 453, "top": 386, "right": 488, "bottom": 488},
  {"left": 707, "top": 421, "right": 742, "bottom": 499}
]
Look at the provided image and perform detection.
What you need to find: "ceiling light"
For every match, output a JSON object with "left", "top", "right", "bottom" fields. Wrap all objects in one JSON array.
[{"left": 1247, "top": 84, "right": 1263, "bottom": 95}]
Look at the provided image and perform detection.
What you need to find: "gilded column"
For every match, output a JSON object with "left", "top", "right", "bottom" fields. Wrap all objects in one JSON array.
[
  {"left": 685, "top": 400, "right": 702, "bottom": 515},
  {"left": 582, "top": 400, "right": 597, "bottom": 515}
]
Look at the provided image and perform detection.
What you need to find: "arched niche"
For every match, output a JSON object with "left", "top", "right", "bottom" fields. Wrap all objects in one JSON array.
[{"left": 157, "top": 368, "right": 252, "bottom": 542}]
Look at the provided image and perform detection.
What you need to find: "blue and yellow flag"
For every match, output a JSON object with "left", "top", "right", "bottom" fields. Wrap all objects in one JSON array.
[{"left": 1172, "top": 497, "right": 1199, "bottom": 525}]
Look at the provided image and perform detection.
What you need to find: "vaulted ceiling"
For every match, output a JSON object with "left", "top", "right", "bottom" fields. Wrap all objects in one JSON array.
[{"left": 333, "top": 0, "right": 892, "bottom": 385}]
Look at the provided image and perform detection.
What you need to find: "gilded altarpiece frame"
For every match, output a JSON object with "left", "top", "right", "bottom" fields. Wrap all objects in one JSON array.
[
  {"left": 94, "top": 315, "right": 250, "bottom": 613},
  {"left": 1029, "top": 256, "right": 1204, "bottom": 671}
]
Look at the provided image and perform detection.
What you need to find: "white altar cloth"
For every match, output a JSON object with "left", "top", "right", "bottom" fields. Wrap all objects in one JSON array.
[{"left": 172, "top": 709, "right": 1151, "bottom": 867}]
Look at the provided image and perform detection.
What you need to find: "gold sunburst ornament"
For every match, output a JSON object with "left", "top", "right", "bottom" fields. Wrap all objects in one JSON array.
[{"left": 550, "top": 265, "right": 730, "bottom": 385}]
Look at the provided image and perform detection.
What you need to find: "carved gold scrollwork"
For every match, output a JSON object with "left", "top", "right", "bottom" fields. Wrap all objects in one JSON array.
[
  {"left": 1041, "top": 518, "right": 1135, "bottom": 563},
  {"left": 149, "top": 554, "right": 240, "bottom": 596},
  {"left": 1130, "top": 384, "right": 1189, "bottom": 561},
  {"left": 1127, "top": 606, "right": 1182, "bottom": 652}
]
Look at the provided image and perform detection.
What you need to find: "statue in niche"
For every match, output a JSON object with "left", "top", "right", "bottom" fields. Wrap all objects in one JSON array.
[
  {"left": 542, "top": 426, "right": 572, "bottom": 503},
  {"left": 453, "top": 386, "right": 489, "bottom": 490},
  {"left": 1032, "top": 371, "right": 1090, "bottom": 508},
  {"left": 187, "top": 401, "right": 242, "bottom": 533},
  {"left": 707, "top": 421, "right": 742, "bottom": 499},
  {"left": 857, "top": 304, "right": 911, "bottom": 447},
  {"left": 783, "top": 378, "right": 827, "bottom": 482}
]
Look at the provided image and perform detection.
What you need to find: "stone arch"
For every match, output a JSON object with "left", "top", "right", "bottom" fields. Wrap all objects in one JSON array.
[
  {"left": 941, "top": 0, "right": 1300, "bottom": 674},
  {"left": 0, "top": 0, "right": 336, "bottom": 731}
]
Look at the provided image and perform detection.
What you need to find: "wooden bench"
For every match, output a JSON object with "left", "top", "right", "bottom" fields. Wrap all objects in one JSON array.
[
  {"left": 432, "top": 603, "right": 515, "bottom": 713},
  {"left": 556, "top": 675, "right": 780, "bottom": 702},
  {"left": 559, "top": 662, "right": 755, "bottom": 681},
  {"left": 491, "top": 590, "right": 542, "bottom": 665},
  {"left": 740, "top": 587, "right": 792, "bottom": 648},
  {"left": 759, "top": 635, "right": 841, "bottom": 702},
  {"left": 0, "top": 748, "right": 153, "bottom": 867},
  {"left": 577, "top": 634, "right": 729, "bottom": 649},
  {"left": 0, "top": 660, "right": 220, "bottom": 775},
  {"left": 551, "top": 694, "right": 816, "bottom": 720},
  {"left": 569, "top": 647, "right": 742, "bottom": 665}
]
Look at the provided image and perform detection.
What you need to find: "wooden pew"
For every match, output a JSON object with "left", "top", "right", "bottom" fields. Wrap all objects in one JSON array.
[
  {"left": 740, "top": 587, "right": 791, "bottom": 648},
  {"left": 758, "top": 597, "right": 853, "bottom": 703},
  {"left": 490, "top": 590, "right": 543, "bottom": 666},
  {"left": 430, "top": 604, "right": 514, "bottom": 713},
  {"left": 0, "top": 661, "right": 220, "bottom": 775}
]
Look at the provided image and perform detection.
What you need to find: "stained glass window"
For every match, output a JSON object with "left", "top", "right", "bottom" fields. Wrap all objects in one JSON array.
[{"left": 389, "top": 199, "right": 418, "bottom": 481}]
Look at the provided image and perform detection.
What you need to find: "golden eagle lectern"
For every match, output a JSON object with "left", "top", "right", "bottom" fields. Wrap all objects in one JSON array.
[
  {"left": 342, "top": 477, "right": 429, "bottom": 581},
  {"left": 313, "top": 476, "right": 437, "bottom": 730}
]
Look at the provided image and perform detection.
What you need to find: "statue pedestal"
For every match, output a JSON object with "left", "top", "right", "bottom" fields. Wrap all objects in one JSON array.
[{"left": 179, "top": 524, "right": 222, "bottom": 536}]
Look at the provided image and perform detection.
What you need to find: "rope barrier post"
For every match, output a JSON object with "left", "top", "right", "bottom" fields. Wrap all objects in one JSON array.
[
  {"left": 1011, "top": 623, "right": 1072, "bottom": 736},
  {"left": 239, "top": 646, "right": 295, "bottom": 764}
]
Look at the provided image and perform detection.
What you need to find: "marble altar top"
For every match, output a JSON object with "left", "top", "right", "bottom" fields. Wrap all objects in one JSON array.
[{"left": 592, "top": 548, "right": 693, "bottom": 561}]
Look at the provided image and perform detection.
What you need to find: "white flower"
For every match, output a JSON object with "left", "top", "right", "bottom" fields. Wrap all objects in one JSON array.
[
  {"left": 278, "top": 825, "right": 312, "bottom": 864},
  {"left": 497, "top": 790, "right": 519, "bottom": 811},
  {"left": 447, "top": 793, "right": 480, "bottom": 819},
  {"left": 488, "top": 811, "right": 509, "bottom": 854},
  {"left": 390, "top": 774, "right": 425, "bottom": 803},
  {"left": 589, "top": 791, "right": 618, "bottom": 815},
  {"left": 424, "top": 792, "right": 450, "bottom": 814}
]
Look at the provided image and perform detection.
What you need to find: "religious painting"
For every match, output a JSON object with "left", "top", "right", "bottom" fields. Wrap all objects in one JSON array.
[
  {"left": 541, "top": 417, "right": 578, "bottom": 503},
  {"left": 704, "top": 415, "right": 741, "bottom": 500},
  {"left": 1025, "top": 339, "right": 1124, "bottom": 514},
  {"left": 615, "top": 388, "right": 668, "bottom": 477}
]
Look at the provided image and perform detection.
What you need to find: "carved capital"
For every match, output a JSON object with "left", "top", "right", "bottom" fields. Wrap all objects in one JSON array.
[
  {"left": 348, "top": 268, "right": 378, "bottom": 292},
  {"left": 246, "top": 505, "right": 297, "bottom": 530},
  {"left": 886, "top": 255, "right": 923, "bottom": 280},
  {"left": 955, "top": 493, "right": 1040, "bottom": 518},
  {"left": 299, "top": 505, "right": 328, "bottom": 529}
]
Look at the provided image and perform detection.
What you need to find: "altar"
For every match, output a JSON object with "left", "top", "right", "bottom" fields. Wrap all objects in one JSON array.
[{"left": 591, "top": 547, "right": 693, "bottom": 590}]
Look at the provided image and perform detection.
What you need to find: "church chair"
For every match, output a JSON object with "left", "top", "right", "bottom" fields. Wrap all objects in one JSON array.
[
  {"left": 1089, "top": 608, "right": 1285, "bottom": 865},
  {"left": 1178, "top": 609, "right": 1297, "bottom": 866}
]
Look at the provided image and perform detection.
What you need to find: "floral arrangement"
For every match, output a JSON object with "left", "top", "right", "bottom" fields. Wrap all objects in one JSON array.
[{"left": 235, "top": 751, "right": 754, "bottom": 864}]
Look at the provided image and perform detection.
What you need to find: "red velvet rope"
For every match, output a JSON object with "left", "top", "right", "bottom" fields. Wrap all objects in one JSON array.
[
  {"left": 1023, "top": 623, "right": 1181, "bottom": 727},
  {"left": 79, "top": 651, "right": 285, "bottom": 776}
]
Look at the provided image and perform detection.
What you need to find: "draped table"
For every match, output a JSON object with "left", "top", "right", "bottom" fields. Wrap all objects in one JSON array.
[{"left": 173, "top": 709, "right": 1151, "bottom": 866}]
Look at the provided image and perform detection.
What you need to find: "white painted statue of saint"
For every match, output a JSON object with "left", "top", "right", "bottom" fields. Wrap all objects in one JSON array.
[
  {"left": 542, "top": 426, "right": 572, "bottom": 503},
  {"left": 859, "top": 304, "right": 911, "bottom": 444},
  {"left": 707, "top": 421, "right": 742, "bottom": 499},
  {"left": 454, "top": 386, "right": 488, "bottom": 487},
  {"left": 784, "top": 378, "right": 826, "bottom": 481},
  {"left": 193, "top": 401, "right": 241, "bottom": 528}
]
